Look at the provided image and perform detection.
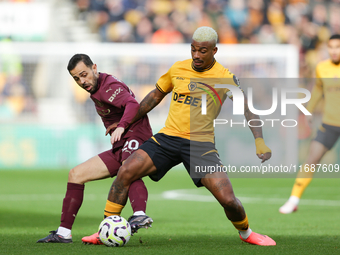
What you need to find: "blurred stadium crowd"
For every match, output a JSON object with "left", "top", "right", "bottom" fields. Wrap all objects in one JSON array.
[
  {"left": 0, "top": 0, "right": 339, "bottom": 120},
  {"left": 75, "top": 0, "right": 340, "bottom": 77}
]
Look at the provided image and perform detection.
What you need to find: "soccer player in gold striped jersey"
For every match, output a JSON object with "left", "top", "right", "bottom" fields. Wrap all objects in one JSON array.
[
  {"left": 105, "top": 27, "right": 275, "bottom": 246},
  {"left": 279, "top": 34, "right": 340, "bottom": 214}
]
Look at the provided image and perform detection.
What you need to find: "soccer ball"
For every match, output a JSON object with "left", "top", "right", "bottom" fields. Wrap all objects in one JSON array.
[{"left": 98, "top": 215, "right": 132, "bottom": 247}]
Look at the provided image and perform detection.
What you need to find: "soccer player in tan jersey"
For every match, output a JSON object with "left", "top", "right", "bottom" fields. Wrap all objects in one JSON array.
[
  {"left": 105, "top": 27, "right": 276, "bottom": 246},
  {"left": 279, "top": 34, "right": 340, "bottom": 214}
]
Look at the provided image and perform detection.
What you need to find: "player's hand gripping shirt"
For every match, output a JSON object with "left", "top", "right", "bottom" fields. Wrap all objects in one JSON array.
[
  {"left": 156, "top": 59, "right": 241, "bottom": 143},
  {"left": 90, "top": 73, "right": 152, "bottom": 147},
  {"left": 307, "top": 59, "right": 340, "bottom": 127}
]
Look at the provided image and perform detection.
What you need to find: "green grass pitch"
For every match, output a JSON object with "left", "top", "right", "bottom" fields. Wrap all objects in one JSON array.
[{"left": 1, "top": 169, "right": 340, "bottom": 255}]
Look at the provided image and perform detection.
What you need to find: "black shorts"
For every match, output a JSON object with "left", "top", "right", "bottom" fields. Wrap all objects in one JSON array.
[
  {"left": 314, "top": 123, "right": 340, "bottom": 149},
  {"left": 139, "top": 133, "right": 223, "bottom": 187}
]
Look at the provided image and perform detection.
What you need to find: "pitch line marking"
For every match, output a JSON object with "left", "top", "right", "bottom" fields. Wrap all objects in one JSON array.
[
  {"left": 1, "top": 190, "right": 339, "bottom": 207},
  {"left": 162, "top": 189, "right": 340, "bottom": 207}
]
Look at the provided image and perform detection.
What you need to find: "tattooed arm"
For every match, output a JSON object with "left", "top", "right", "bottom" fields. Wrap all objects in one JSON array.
[
  {"left": 243, "top": 95, "right": 271, "bottom": 163},
  {"left": 130, "top": 87, "right": 167, "bottom": 124},
  {"left": 243, "top": 95, "right": 263, "bottom": 139}
]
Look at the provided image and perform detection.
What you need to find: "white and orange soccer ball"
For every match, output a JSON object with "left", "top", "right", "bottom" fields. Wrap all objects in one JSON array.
[{"left": 98, "top": 216, "right": 132, "bottom": 247}]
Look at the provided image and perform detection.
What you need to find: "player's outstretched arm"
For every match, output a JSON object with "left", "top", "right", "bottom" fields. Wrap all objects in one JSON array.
[
  {"left": 106, "top": 87, "right": 166, "bottom": 135},
  {"left": 243, "top": 95, "right": 271, "bottom": 163},
  {"left": 132, "top": 87, "right": 166, "bottom": 122}
]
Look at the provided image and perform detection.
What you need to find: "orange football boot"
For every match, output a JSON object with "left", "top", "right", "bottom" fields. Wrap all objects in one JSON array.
[
  {"left": 240, "top": 232, "right": 276, "bottom": 246},
  {"left": 82, "top": 232, "right": 103, "bottom": 245}
]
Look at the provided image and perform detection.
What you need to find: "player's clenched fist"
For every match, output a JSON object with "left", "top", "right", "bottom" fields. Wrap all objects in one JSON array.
[{"left": 255, "top": 138, "right": 272, "bottom": 163}]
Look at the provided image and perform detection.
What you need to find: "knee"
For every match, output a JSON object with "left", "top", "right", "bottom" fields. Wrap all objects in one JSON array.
[
  {"left": 220, "top": 195, "right": 239, "bottom": 210},
  {"left": 117, "top": 165, "right": 136, "bottom": 185},
  {"left": 68, "top": 167, "right": 84, "bottom": 184}
]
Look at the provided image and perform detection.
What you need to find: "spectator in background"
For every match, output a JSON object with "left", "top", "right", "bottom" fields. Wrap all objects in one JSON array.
[
  {"left": 135, "top": 16, "right": 153, "bottom": 42},
  {"left": 224, "top": 0, "right": 248, "bottom": 30},
  {"left": 312, "top": 4, "right": 328, "bottom": 27},
  {"left": 217, "top": 16, "right": 238, "bottom": 44},
  {"left": 329, "top": 4, "right": 340, "bottom": 34},
  {"left": 0, "top": 38, "right": 32, "bottom": 119},
  {"left": 151, "top": 16, "right": 184, "bottom": 43},
  {"left": 267, "top": 1, "right": 286, "bottom": 30}
]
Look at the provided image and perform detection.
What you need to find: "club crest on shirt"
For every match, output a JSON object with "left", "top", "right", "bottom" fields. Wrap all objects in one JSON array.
[
  {"left": 97, "top": 109, "right": 111, "bottom": 116},
  {"left": 233, "top": 75, "right": 240, "bottom": 86},
  {"left": 188, "top": 82, "right": 197, "bottom": 91}
]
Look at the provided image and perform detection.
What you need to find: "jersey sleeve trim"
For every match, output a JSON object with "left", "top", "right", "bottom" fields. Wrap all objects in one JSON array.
[{"left": 156, "top": 83, "right": 167, "bottom": 94}]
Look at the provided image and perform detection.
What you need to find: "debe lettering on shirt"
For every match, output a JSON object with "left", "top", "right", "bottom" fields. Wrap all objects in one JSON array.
[{"left": 156, "top": 59, "right": 241, "bottom": 143}]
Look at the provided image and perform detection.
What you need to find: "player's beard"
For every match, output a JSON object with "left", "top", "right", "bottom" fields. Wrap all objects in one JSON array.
[
  {"left": 89, "top": 72, "right": 99, "bottom": 94},
  {"left": 331, "top": 59, "right": 340, "bottom": 65},
  {"left": 193, "top": 59, "right": 204, "bottom": 69}
]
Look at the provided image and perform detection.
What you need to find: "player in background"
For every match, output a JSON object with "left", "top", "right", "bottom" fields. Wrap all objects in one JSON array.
[
  {"left": 104, "top": 27, "right": 276, "bottom": 246},
  {"left": 37, "top": 54, "right": 153, "bottom": 244},
  {"left": 279, "top": 34, "right": 340, "bottom": 214}
]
